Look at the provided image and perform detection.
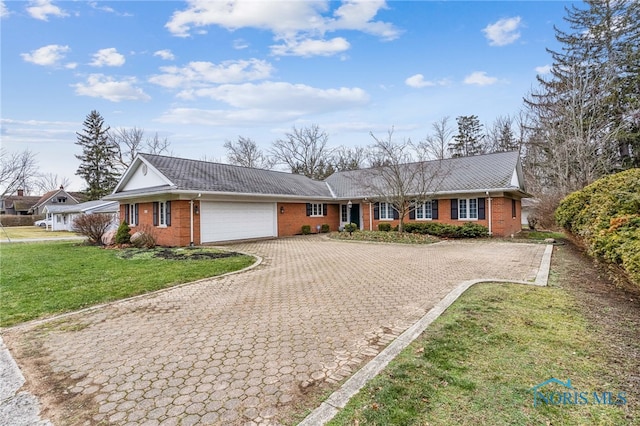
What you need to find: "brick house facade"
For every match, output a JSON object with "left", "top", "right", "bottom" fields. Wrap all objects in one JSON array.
[{"left": 107, "top": 151, "right": 530, "bottom": 246}]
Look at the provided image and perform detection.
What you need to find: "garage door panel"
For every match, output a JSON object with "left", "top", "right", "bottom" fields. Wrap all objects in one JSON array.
[{"left": 201, "top": 202, "right": 276, "bottom": 243}]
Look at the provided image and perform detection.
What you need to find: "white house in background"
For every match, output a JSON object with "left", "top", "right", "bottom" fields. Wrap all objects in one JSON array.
[{"left": 43, "top": 200, "right": 119, "bottom": 231}]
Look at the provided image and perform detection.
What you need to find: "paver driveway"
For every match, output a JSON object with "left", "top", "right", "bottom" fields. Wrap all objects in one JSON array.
[{"left": 5, "top": 236, "right": 546, "bottom": 425}]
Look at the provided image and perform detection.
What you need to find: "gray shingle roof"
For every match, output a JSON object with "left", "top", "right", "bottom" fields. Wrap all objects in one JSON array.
[
  {"left": 45, "top": 200, "right": 118, "bottom": 214},
  {"left": 325, "top": 151, "right": 523, "bottom": 198},
  {"left": 140, "top": 154, "right": 333, "bottom": 198}
]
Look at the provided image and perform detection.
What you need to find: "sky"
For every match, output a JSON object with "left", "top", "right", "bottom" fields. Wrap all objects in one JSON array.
[{"left": 1, "top": 0, "right": 574, "bottom": 192}]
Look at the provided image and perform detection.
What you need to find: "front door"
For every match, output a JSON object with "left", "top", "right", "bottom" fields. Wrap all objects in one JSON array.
[{"left": 350, "top": 204, "right": 360, "bottom": 229}]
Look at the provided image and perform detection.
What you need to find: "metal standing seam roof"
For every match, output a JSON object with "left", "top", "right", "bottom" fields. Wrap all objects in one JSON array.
[
  {"left": 133, "top": 151, "right": 523, "bottom": 200},
  {"left": 324, "top": 150, "right": 524, "bottom": 198},
  {"left": 139, "top": 154, "right": 334, "bottom": 197}
]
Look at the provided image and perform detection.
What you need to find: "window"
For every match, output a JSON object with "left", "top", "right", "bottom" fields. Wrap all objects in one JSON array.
[
  {"left": 379, "top": 202, "right": 394, "bottom": 220},
  {"left": 459, "top": 198, "right": 478, "bottom": 220},
  {"left": 57, "top": 197, "right": 67, "bottom": 203},
  {"left": 126, "top": 203, "right": 139, "bottom": 226},
  {"left": 415, "top": 201, "right": 433, "bottom": 220},
  {"left": 308, "top": 203, "right": 324, "bottom": 217},
  {"left": 153, "top": 201, "right": 171, "bottom": 226},
  {"left": 341, "top": 205, "right": 348, "bottom": 222},
  {"left": 512, "top": 199, "right": 517, "bottom": 218}
]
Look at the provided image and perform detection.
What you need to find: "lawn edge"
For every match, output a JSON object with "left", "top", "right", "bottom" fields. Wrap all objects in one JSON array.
[
  {"left": 1, "top": 248, "right": 263, "bottom": 332},
  {"left": 299, "top": 243, "right": 554, "bottom": 426}
]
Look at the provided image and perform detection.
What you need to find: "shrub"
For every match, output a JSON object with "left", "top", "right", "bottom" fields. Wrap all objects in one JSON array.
[
  {"left": 0, "top": 215, "right": 44, "bottom": 227},
  {"left": 130, "top": 224, "right": 157, "bottom": 248},
  {"left": 527, "top": 214, "right": 539, "bottom": 231},
  {"left": 403, "top": 221, "right": 488, "bottom": 238},
  {"left": 301, "top": 225, "right": 311, "bottom": 235},
  {"left": 320, "top": 224, "right": 330, "bottom": 233},
  {"left": 115, "top": 221, "right": 131, "bottom": 244},
  {"left": 555, "top": 168, "right": 640, "bottom": 287},
  {"left": 344, "top": 223, "right": 358, "bottom": 234},
  {"left": 378, "top": 223, "right": 392, "bottom": 232},
  {"left": 72, "top": 213, "right": 114, "bottom": 245}
]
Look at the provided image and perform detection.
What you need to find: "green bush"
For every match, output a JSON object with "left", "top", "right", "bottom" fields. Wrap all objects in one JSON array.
[
  {"left": 301, "top": 225, "right": 311, "bottom": 235},
  {"left": 403, "top": 221, "right": 488, "bottom": 238},
  {"left": 115, "top": 221, "right": 131, "bottom": 244},
  {"left": 378, "top": 223, "right": 392, "bottom": 232},
  {"left": 555, "top": 168, "right": 640, "bottom": 287},
  {"left": 0, "top": 215, "right": 44, "bottom": 227},
  {"left": 344, "top": 223, "right": 358, "bottom": 234},
  {"left": 320, "top": 224, "right": 330, "bottom": 233}
]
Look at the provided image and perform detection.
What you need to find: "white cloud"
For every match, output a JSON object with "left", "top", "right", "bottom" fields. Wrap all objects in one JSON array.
[
  {"left": 21, "top": 44, "right": 70, "bottom": 67},
  {"left": 26, "top": 0, "right": 68, "bottom": 21},
  {"left": 1, "top": 1, "right": 10, "bottom": 18},
  {"left": 90, "top": 48, "right": 126, "bottom": 67},
  {"left": 535, "top": 64, "right": 552, "bottom": 75},
  {"left": 157, "top": 82, "right": 369, "bottom": 125},
  {"left": 464, "top": 71, "right": 498, "bottom": 86},
  {"left": 149, "top": 59, "right": 273, "bottom": 89},
  {"left": 271, "top": 37, "right": 350, "bottom": 57},
  {"left": 483, "top": 16, "right": 522, "bottom": 46},
  {"left": 73, "top": 74, "right": 150, "bottom": 102},
  {"left": 233, "top": 39, "right": 249, "bottom": 50},
  {"left": 165, "top": 0, "right": 399, "bottom": 56},
  {"left": 153, "top": 49, "right": 175, "bottom": 61},
  {"left": 405, "top": 74, "right": 434, "bottom": 88}
]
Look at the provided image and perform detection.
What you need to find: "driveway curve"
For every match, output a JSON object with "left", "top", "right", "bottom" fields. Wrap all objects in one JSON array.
[{"left": 3, "top": 237, "right": 546, "bottom": 425}]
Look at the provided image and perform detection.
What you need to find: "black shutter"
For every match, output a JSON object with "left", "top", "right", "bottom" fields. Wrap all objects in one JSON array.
[
  {"left": 432, "top": 200, "right": 439, "bottom": 219},
  {"left": 373, "top": 202, "right": 379, "bottom": 220},
  {"left": 134, "top": 204, "right": 139, "bottom": 225},
  {"left": 451, "top": 199, "right": 458, "bottom": 220},
  {"left": 166, "top": 201, "right": 171, "bottom": 226},
  {"left": 409, "top": 203, "right": 416, "bottom": 220},
  {"left": 306, "top": 203, "right": 312, "bottom": 216},
  {"left": 478, "top": 198, "right": 486, "bottom": 220},
  {"left": 153, "top": 202, "right": 158, "bottom": 226},
  {"left": 393, "top": 206, "right": 399, "bottom": 220},
  {"left": 124, "top": 204, "right": 129, "bottom": 223},
  {"left": 323, "top": 203, "right": 328, "bottom": 216}
]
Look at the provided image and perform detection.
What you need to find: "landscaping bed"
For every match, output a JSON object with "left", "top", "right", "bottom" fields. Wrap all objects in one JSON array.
[{"left": 329, "top": 230, "right": 439, "bottom": 244}]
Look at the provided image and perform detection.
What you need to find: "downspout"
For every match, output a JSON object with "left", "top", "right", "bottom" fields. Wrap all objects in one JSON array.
[
  {"left": 486, "top": 192, "right": 492, "bottom": 236},
  {"left": 369, "top": 201, "right": 372, "bottom": 231},
  {"left": 189, "top": 200, "right": 194, "bottom": 246}
]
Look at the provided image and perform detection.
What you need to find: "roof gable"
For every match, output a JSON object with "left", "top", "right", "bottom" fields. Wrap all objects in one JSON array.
[
  {"left": 32, "top": 188, "right": 79, "bottom": 209},
  {"left": 114, "top": 155, "right": 174, "bottom": 193}
]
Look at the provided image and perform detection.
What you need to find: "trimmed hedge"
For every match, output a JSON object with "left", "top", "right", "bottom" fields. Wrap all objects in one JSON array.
[
  {"left": 555, "top": 168, "right": 640, "bottom": 288},
  {"left": 0, "top": 214, "right": 44, "bottom": 227},
  {"left": 403, "top": 222, "right": 489, "bottom": 238}
]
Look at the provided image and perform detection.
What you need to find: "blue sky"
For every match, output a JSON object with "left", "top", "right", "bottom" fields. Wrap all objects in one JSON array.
[{"left": 1, "top": 0, "right": 572, "bottom": 191}]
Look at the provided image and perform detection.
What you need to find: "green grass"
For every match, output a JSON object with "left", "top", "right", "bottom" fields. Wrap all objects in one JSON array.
[
  {"left": 520, "top": 229, "right": 566, "bottom": 241},
  {"left": 0, "top": 241, "right": 255, "bottom": 327},
  {"left": 0, "top": 226, "right": 80, "bottom": 241},
  {"left": 328, "top": 283, "right": 630, "bottom": 425}
]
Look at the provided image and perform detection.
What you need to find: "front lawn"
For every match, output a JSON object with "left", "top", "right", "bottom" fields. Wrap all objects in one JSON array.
[
  {"left": 0, "top": 226, "right": 80, "bottom": 241},
  {"left": 0, "top": 241, "right": 255, "bottom": 327}
]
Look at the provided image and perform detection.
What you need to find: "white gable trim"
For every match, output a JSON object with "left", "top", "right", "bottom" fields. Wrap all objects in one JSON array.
[
  {"left": 113, "top": 155, "right": 174, "bottom": 194},
  {"left": 510, "top": 169, "right": 520, "bottom": 188}
]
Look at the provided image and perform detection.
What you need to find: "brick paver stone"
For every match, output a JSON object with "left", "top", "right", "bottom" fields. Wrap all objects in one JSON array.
[{"left": 5, "top": 237, "right": 546, "bottom": 425}]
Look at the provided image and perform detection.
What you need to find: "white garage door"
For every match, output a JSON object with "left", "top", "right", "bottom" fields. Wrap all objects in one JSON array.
[{"left": 200, "top": 202, "right": 277, "bottom": 243}]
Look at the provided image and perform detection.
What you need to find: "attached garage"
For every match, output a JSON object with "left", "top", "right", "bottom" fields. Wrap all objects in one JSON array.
[{"left": 200, "top": 201, "right": 277, "bottom": 243}]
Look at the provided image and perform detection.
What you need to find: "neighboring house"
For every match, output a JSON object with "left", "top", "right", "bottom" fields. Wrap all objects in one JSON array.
[
  {"left": 521, "top": 198, "right": 540, "bottom": 228},
  {"left": 1, "top": 190, "right": 40, "bottom": 215},
  {"left": 43, "top": 200, "right": 119, "bottom": 231},
  {"left": 106, "top": 151, "right": 530, "bottom": 247},
  {"left": 29, "top": 186, "right": 83, "bottom": 215}
]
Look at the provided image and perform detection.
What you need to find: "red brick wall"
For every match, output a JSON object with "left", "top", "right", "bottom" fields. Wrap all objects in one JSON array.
[
  {"left": 277, "top": 203, "right": 340, "bottom": 237},
  {"left": 361, "top": 197, "right": 522, "bottom": 237},
  {"left": 120, "top": 200, "right": 200, "bottom": 247}
]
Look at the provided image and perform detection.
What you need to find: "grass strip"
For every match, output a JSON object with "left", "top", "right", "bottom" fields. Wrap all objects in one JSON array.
[
  {"left": 0, "top": 241, "right": 254, "bottom": 327},
  {"left": 328, "top": 283, "right": 631, "bottom": 425}
]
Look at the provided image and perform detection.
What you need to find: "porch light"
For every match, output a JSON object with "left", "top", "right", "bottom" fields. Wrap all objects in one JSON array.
[
  {"left": 194, "top": 204, "right": 199, "bottom": 215},
  {"left": 280, "top": 206, "right": 285, "bottom": 214},
  {"left": 347, "top": 200, "right": 352, "bottom": 209}
]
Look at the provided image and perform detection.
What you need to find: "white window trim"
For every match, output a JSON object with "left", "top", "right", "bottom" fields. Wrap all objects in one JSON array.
[
  {"left": 310, "top": 203, "right": 324, "bottom": 217},
  {"left": 458, "top": 198, "right": 478, "bottom": 221},
  {"left": 158, "top": 201, "right": 169, "bottom": 227},
  {"left": 415, "top": 201, "right": 433, "bottom": 221},
  {"left": 379, "top": 202, "right": 394, "bottom": 221},
  {"left": 128, "top": 203, "right": 137, "bottom": 227},
  {"left": 340, "top": 204, "right": 348, "bottom": 223}
]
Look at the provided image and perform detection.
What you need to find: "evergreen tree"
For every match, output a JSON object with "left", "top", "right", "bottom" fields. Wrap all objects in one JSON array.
[
  {"left": 75, "top": 110, "right": 120, "bottom": 200},
  {"left": 449, "top": 115, "right": 485, "bottom": 157}
]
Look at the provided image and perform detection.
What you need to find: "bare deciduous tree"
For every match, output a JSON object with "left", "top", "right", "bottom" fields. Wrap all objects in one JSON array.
[
  {"left": 0, "top": 148, "right": 38, "bottom": 197},
  {"left": 363, "top": 128, "right": 448, "bottom": 232},
  {"left": 417, "top": 116, "right": 453, "bottom": 160},
  {"left": 485, "top": 115, "right": 520, "bottom": 153},
  {"left": 270, "top": 124, "right": 334, "bottom": 179},
  {"left": 332, "top": 146, "right": 368, "bottom": 171},
  {"left": 224, "top": 136, "right": 272, "bottom": 169},
  {"left": 110, "top": 127, "right": 171, "bottom": 170},
  {"left": 34, "top": 173, "right": 72, "bottom": 193}
]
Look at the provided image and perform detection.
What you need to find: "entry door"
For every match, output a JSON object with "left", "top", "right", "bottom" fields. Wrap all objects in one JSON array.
[{"left": 350, "top": 204, "right": 360, "bottom": 228}]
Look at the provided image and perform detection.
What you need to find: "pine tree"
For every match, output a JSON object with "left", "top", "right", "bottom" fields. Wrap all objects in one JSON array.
[
  {"left": 449, "top": 115, "right": 485, "bottom": 157},
  {"left": 75, "top": 110, "right": 120, "bottom": 200}
]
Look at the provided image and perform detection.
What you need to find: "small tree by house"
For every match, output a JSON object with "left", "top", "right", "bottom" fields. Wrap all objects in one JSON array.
[{"left": 115, "top": 221, "right": 131, "bottom": 244}]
